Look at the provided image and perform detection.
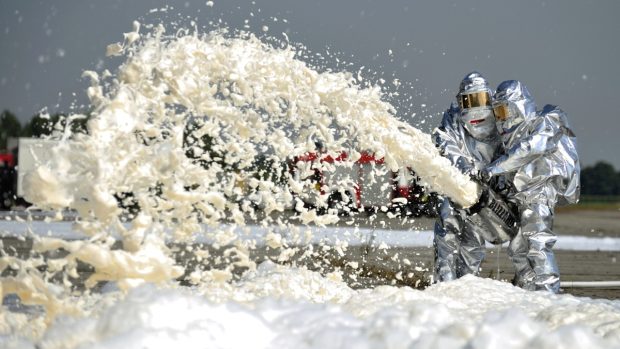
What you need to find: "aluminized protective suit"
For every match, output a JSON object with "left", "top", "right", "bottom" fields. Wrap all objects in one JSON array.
[
  {"left": 432, "top": 72, "right": 504, "bottom": 281},
  {"left": 486, "top": 80, "right": 580, "bottom": 293}
]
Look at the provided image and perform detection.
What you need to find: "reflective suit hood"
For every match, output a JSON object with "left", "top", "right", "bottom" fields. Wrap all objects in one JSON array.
[
  {"left": 459, "top": 71, "right": 491, "bottom": 94},
  {"left": 494, "top": 80, "right": 537, "bottom": 143},
  {"left": 457, "top": 72, "right": 498, "bottom": 141}
]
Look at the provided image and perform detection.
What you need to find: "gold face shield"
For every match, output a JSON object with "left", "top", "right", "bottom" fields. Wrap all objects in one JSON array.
[
  {"left": 458, "top": 91, "right": 492, "bottom": 110},
  {"left": 493, "top": 101, "right": 510, "bottom": 121}
]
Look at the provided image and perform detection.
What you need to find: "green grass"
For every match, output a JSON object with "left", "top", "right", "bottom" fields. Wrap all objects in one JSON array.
[
  {"left": 580, "top": 195, "right": 620, "bottom": 202},
  {"left": 557, "top": 195, "right": 620, "bottom": 212}
]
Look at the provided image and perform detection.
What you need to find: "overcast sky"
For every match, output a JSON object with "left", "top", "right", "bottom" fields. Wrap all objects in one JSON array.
[{"left": 1, "top": 0, "right": 619, "bottom": 168}]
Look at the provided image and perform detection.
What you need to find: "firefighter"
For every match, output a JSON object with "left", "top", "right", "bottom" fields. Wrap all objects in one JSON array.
[
  {"left": 480, "top": 80, "right": 580, "bottom": 292},
  {"left": 432, "top": 71, "right": 505, "bottom": 281}
]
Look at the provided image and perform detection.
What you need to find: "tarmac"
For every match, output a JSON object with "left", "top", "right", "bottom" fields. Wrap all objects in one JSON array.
[
  {"left": 1, "top": 208, "right": 619, "bottom": 299},
  {"left": 334, "top": 208, "right": 620, "bottom": 299}
]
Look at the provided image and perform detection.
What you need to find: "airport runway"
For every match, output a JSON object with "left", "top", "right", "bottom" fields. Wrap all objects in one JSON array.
[{"left": 1, "top": 209, "right": 619, "bottom": 299}]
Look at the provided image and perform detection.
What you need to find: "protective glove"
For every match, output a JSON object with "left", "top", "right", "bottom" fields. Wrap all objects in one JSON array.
[
  {"left": 466, "top": 187, "right": 489, "bottom": 214},
  {"left": 469, "top": 168, "right": 492, "bottom": 185},
  {"left": 492, "top": 175, "right": 515, "bottom": 198}
]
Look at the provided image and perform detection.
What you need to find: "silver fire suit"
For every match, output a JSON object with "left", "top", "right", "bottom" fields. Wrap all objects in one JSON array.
[
  {"left": 432, "top": 72, "right": 503, "bottom": 281},
  {"left": 486, "top": 80, "right": 580, "bottom": 293}
]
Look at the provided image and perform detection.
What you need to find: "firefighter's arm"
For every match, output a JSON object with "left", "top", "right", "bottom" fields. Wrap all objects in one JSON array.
[
  {"left": 433, "top": 113, "right": 476, "bottom": 176},
  {"left": 486, "top": 117, "right": 561, "bottom": 176}
]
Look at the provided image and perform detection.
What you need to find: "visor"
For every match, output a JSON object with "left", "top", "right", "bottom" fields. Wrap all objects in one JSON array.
[
  {"left": 458, "top": 91, "right": 491, "bottom": 109},
  {"left": 493, "top": 101, "right": 510, "bottom": 121}
]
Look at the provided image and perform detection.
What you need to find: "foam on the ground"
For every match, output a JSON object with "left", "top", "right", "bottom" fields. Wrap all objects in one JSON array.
[{"left": 2, "top": 263, "right": 620, "bottom": 349}]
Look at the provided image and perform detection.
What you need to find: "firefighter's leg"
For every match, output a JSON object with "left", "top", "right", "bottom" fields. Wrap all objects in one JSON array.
[
  {"left": 433, "top": 199, "right": 462, "bottom": 282},
  {"left": 521, "top": 203, "right": 560, "bottom": 293},
  {"left": 456, "top": 220, "right": 486, "bottom": 277},
  {"left": 508, "top": 228, "right": 536, "bottom": 290}
]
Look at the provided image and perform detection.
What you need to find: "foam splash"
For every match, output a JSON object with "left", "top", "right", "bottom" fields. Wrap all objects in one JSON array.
[
  {"left": 26, "top": 23, "right": 476, "bottom": 225},
  {"left": 7, "top": 23, "right": 477, "bottom": 296},
  {"left": 0, "top": 21, "right": 488, "bottom": 344}
]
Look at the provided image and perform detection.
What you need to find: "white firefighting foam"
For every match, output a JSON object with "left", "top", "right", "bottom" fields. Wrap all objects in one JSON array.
[
  {"left": 25, "top": 22, "right": 477, "bottom": 223},
  {"left": 8, "top": 22, "right": 478, "bottom": 311},
  {"left": 2, "top": 263, "right": 620, "bottom": 348},
  {"left": 2, "top": 22, "right": 619, "bottom": 348}
]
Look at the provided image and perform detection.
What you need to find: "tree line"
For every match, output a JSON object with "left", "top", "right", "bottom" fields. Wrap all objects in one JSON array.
[
  {"left": 0, "top": 109, "right": 89, "bottom": 151},
  {"left": 580, "top": 161, "right": 620, "bottom": 196}
]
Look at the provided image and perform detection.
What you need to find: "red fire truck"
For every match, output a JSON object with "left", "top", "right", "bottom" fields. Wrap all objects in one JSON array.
[
  {"left": 290, "top": 151, "right": 437, "bottom": 216},
  {"left": 0, "top": 153, "right": 14, "bottom": 167},
  {"left": 0, "top": 152, "right": 16, "bottom": 210}
]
